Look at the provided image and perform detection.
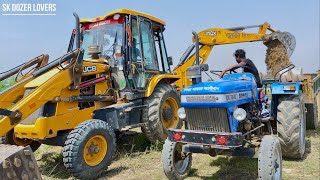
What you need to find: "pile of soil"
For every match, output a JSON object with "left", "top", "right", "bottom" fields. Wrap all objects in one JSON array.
[{"left": 265, "top": 40, "right": 291, "bottom": 77}]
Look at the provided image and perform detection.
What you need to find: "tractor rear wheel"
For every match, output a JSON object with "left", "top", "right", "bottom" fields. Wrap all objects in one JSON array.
[
  {"left": 258, "top": 135, "right": 282, "bottom": 180},
  {"left": 277, "top": 95, "right": 306, "bottom": 159},
  {"left": 63, "top": 119, "right": 116, "bottom": 180},
  {"left": 142, "top": 84, "right": 182, "bottom": 142},
  {"left": 2, "top": 130, "right": 41, "bottom": 152},
  {"left": 162, "top": 139, "right": 192, "bottom": 180}
]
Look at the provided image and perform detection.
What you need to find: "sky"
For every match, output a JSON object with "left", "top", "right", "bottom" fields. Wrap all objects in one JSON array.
[{"left": 0, "top": 0, "right": 319, "bottom": 74}]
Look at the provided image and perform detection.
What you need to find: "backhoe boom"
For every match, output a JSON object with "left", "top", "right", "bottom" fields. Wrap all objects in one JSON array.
[
  {"left": 173, "top": 22, "right": 295, "bottom": 89},
  {"left": 0, "top": 49, "right": 83, "bottom": 136}
]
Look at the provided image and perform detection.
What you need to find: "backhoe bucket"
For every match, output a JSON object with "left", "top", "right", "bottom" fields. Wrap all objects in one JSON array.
[
  {"left": 268, "top": 31, "right": 296, "bottom": 57},
  {"left": 0, "top": 145, "right": 42, "bottom": 180}
]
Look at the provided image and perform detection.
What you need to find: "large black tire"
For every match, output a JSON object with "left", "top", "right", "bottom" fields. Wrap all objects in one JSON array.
[
  {"left": 63, "top": 119, "right": 116, "bottom": 180},
  {"left": 258, "top": 135, "right": 282, "bottom": 180},
  {"left": 2, "top": 130, "right": 41, "bottom": 152},
  {"left": 305, "top": 102, "right": 318, "bottom": 130},
  {"left": 277, "top": 95, "right": 306, "bottom": 159},
  {"left": 162, "top": 139, "right": 192, "bottom": 180},
  {"left": 142, "top": 84, "right": 182, "bottom": 142}
]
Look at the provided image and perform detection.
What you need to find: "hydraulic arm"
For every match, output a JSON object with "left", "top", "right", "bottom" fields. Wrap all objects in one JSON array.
[
  {"left": 0, "top": 54, "right": 49, "bottom": 108},
  {"left": 0, "top": 49, "right": 84, "bottom": 137},
  {"left": 173, "top": 22, "right": 296, "bottom": 90}
]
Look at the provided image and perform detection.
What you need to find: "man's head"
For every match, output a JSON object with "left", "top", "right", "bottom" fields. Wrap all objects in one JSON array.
[{"left": 234, "top": 49, "right": 246, "bottom": 63}]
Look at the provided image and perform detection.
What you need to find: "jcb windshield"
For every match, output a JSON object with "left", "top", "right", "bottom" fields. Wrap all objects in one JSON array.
[{"left": 81, "top": 17, "right": 124, "bottom": 58}]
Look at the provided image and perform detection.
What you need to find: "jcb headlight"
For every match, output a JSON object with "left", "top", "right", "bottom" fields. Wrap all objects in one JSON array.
[
  {"left": 178, "top": 107, "right": 186, "bottom": 119},
  {"left": 233, "top": 108, "right": 247, "bottom": 121}
]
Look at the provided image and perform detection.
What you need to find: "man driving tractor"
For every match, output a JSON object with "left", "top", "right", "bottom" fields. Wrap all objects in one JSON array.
[{"left": 219, "top": 49, "right": 262, "bottom": 88}]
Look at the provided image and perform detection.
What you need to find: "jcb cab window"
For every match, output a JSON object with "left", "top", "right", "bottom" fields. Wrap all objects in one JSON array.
[
  {"left": 140, "top": 20, "right": 158, "bottom": 70},
  {"left": 131, "top": 19, "right": 142, "bottom": 62}
]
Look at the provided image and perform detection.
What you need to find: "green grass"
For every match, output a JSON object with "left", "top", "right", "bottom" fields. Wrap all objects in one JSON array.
[{"left": 35, "top": 129, "right": 320, "bottom": 180}]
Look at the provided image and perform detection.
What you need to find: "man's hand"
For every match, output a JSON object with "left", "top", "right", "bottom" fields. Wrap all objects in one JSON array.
[{"left": 219, "top": 70, "right": 227, "bottom": 78}]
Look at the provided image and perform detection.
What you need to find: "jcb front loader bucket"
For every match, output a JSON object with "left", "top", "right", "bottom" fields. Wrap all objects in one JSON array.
[{"left": 0, "top": 144, "right": 41, "bottom": 180}]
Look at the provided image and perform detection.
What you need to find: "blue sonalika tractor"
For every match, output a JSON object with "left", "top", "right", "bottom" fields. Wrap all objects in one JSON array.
[{"left": 162, "top": 32, "right": 306, "bottom": 180}]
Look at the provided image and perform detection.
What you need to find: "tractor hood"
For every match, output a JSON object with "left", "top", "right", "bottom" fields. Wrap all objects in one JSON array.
[
  {"left": 181, "top": 74, "right": 258, "bottom": 108},
  {"left": 181, "top": 80, "right": 253, "bottom": 95}
]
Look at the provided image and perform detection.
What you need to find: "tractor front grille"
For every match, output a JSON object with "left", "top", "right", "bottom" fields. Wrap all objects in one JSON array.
[{"left": 185, "top": 108, "right": 230, "bottom": 132}]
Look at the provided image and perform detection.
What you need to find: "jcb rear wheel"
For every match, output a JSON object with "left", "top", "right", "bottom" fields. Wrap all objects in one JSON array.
[
  {"left": 142, "top": 84, "right": 182, "bottom": 142},
  {"left": 2, "top": 130, "right": 41, "bottom": 152},
  {"left": 63, "top": 119, "right": 116, "bottom": 180}
]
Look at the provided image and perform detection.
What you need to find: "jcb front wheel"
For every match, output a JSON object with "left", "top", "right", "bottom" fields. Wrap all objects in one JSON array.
[
  {"left": 2, "top": 130, "right": 41, "bottom": 152},
  {"left": 63, "top": 119, "right": 116, "bottom": 180},
  {"left": 142, "top": 84, "right": 182, "bottom": 142}
]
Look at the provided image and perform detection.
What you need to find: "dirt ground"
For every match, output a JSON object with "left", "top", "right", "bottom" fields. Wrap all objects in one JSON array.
[{"left": 35, "top": 128, "right": 320, "bottom": 180}]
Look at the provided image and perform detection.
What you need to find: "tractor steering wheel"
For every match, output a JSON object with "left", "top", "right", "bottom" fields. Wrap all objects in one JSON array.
[
  {"left": 210, "top": 66, "right": 255, "bottom": 78},
  {"left": 229, "top": 66, "right": 256, "bottom": 75}
]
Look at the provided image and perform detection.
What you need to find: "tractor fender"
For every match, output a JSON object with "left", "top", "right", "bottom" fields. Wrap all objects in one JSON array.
[
  {"left": 145, "top": 74, "right": 180, "bottom": 97},
  {"left": 271, "top": 82, "right": 301, "bottom": 95}
]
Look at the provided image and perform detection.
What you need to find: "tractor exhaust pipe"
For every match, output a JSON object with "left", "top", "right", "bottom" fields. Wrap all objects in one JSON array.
[
  {"left": 186, "top": 31, "right": 202, "bottom": 85},
  {"left": 192, "top": 31, "right": 200, "bottom": 66}
]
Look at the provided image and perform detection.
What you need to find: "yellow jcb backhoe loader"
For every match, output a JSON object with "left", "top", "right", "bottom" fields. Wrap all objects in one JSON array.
[{"left": 0, "top": 9, "right": 296, "bottom": 179}]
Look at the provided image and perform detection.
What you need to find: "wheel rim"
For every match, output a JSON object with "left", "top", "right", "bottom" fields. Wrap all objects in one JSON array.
[
  {"left": 173, "top": 143, "right": 190, "bottom": 174},
  {"left": 83, "top": 135, "right": 108, "bottom": 166},
  {"left": 12, "top": 134, "right": 33, "bottom": 146},
  {"left": 274, "top": 146, "right": 282, "bottom": 180},
  {"left": 162, "top": 97, "right": 179, "bottom": 129}
]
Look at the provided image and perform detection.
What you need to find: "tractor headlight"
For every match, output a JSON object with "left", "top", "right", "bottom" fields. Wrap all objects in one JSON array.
[
  {"left": 178, "top": 107, "right": 186, "bottom": 119},
  {"left": 233, "top": 108, "right": 247, "bottom": 121}
]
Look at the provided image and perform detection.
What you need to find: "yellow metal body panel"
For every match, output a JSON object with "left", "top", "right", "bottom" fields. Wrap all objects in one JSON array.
[
  {"left": 145, "top": 74, "right": 181, "bottom": 97},
  {"left": 0, "top": 82, "right": 28, "bottom": 108},
  {"left": 0, "top": 72, "right": 40, "bottom": 108},
  {"left": 80, "top": 9, "right": 166, "bottom": 25},
  {"left": 197, "top": 28, "right": 269, "bottom": 45},
  {"left": 25, "top": 68, "right": 59, "bottom": 88},
  {"left": 82, "top": 60, "right": 110, "bottom": 76},
  {"left": 15, "top": 107, "right": 94, "bottom": 139}
]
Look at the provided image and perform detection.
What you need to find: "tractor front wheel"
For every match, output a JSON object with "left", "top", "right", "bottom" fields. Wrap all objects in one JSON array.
[
  {"left": 162, "top": 139, "right": 192, "bottom": 180},
  {"left": 258, "top": 135, "right": 282, "bottom": 180},
  {"left": 142, "top": 84, "right": 182, "bottom": 142},
  {"left": 63, "top": 119, "right": 116, "bottom": 180}
]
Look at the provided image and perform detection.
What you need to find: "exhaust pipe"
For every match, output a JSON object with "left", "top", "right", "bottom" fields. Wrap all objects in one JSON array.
[
  {"left": 192, "top": 31, "right": 200, "bottom": 66},
  {"left": 186, "top": 31, "right": 202, "bottom": 85},
  {"left": 73, "top": 12, "right": 81, "bottom": 49}
]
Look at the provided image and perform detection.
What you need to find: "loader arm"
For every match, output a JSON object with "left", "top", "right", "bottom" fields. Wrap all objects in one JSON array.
[
  {"left": 173, "top": 22, "right": 295, "bottom": 90},
  {"left": 0, "top": 54, "right": 49, "bottom": 108},
  {"left": 0, "top": 49, "right": 83, "bottom": 137}
]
